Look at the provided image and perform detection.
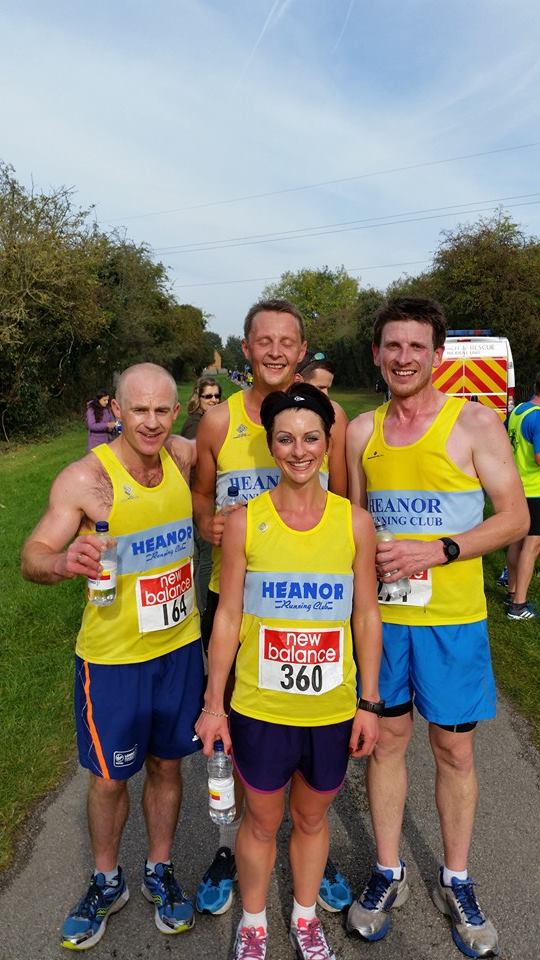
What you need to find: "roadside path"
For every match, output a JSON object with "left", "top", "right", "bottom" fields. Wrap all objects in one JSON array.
[{"left": 1, "top": 693, "right": 538, "bottom": 960}]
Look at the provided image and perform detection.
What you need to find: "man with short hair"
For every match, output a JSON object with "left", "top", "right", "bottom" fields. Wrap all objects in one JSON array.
[
  {"left": 22, "top": 363, "right": 204, "bottom": 951},
  {"left": 346, "top": 297, "right": 528, "bottom": 958},
  {"left": 505, "top": 372, "right": 540, "bottom": 620},
  {"left": 192, "top": 299, "right": 351, "bottom": 917}
]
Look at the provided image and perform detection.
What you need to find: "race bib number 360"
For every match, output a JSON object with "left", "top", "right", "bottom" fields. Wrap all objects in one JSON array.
[
  {"left": 258, "top": 625, "right": 343, "bottom": 696},
  {"left": 136, "top": 561, "right": 194, "bottom": 633}
]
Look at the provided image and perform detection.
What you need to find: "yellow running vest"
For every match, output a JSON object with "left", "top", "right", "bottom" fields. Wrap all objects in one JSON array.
[
  {"left": 76, "top": 444, "right": 200, "bottom": 664},
  {"left": 362, "top": 398, "right": 486, "bottom": 625},
  {"left": 209, "top": 390, "right": 329, "bottom": 593},
  {"left": 508, "top": 402, "right": 540, "bottom": 497},
  {"left": 230, "top": 491, "right": 357, "bottom": 726}
]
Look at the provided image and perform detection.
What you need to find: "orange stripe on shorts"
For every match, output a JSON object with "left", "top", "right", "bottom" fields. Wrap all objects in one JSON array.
[{"left": 83, "top": 661, "right": 111, "bottom": 780}]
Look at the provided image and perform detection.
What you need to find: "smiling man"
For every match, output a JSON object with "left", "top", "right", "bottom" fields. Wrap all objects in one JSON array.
[
  {"left": 21, "top": 363, "right": 204, "bottom": 951},
  {"left": 345, "top": 298, "right": 528, "bottom": 959}
]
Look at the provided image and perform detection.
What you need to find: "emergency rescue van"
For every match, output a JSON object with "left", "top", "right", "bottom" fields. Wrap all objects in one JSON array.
[{"left": 432, "top": 330, "right": 515, "bottom": 419}]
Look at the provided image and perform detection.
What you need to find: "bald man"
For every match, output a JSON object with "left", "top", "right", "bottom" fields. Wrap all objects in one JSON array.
[{"left": 22, "top": 363, "right": 204, "bottom": 951}]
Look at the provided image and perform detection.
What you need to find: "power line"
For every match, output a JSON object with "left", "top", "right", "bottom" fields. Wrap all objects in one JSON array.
[
  {"left": 174, "top": 259, "right": 431, "bottom": 289},
  {"left": 108, "top": 142, "right": 540, "bottom": 222},
  {"left": 155, "top": 193, "right": 540, "bottom": 256}
]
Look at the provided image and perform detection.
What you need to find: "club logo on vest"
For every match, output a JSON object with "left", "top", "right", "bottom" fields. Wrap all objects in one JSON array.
[
  {"left": 234, "top": 423, "right": 249, "bottom": 438},
  {"left": 367, "top": 450, "right": 384, "bottom": 460},
  {"left": 122, "top": 484, "right": 137, "bottom": 500}
]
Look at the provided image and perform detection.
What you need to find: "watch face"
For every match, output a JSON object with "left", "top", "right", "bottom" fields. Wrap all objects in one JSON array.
[{"left": 444, "top": 538, "right": 460, "bottom": 560}]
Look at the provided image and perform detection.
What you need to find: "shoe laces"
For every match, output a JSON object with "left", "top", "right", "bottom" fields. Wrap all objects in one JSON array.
[
  {"left": 155, "top": 863, "right": 185, "bottom": 906},
  {"left": 206, "top": 847, "right": 234, "bottom": 885},
  {"left": 323, "top": 858, "right": 339, "bottom": 883},
  {"left": 360, "top": 868, "right": 394, "bottom": 909},
  {"left": 76, "top": 874, "right": 117, "bottom": 919},
  {"left": 236, "top": 926, "right": 267, "bottom": 959},
  {"left": 451, "top": 878, "right": 486, "bottom": 926},
  {"left": 294, "top": 918, "right": 332, "bottom": 960}
]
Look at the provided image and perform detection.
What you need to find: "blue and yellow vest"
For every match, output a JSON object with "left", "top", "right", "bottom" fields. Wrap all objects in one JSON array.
[
  {"left": 362, "top": 398, "right": 486, "bottom": 625},
  {"left": 230, "top": 491, "right": 357, "bottom": 726},
  {"left": 76, "top": 444, "right": 200, "bottom": 664}
]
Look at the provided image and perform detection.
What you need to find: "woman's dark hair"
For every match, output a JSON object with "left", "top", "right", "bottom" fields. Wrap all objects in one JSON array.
[
  {"left": 187, "top": 376, "right": 222, "bottom": 414},
  {"left": 88, "top": 389, "right": 110, "bottom": 423},
  {"left": 260, "top": 382, "right": 335, "bottom": 448}
]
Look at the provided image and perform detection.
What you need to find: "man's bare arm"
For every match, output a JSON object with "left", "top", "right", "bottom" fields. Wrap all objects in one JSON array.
[
  {"left": 377, "top": 405, "right": 530, "bottom": 579},
  {"left": 21, "top": 460, "right": 105, "bottom": 584},
  {"left": 168, "top": 435, "right": 196, "bottom": 485},
  {"left": 192, "top": 403, "right": 229, "bottom": 545},
  {"left": 346, "top": 412, "right": 375, "bottom": 507}
]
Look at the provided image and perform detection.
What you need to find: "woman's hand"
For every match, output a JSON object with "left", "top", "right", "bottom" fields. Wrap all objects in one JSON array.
[
  {"left": 195, "top": 709, "right": 232, "bottom": 757},
  {"left": 349, "top": 709, "right": 379, "bottom": 758}
]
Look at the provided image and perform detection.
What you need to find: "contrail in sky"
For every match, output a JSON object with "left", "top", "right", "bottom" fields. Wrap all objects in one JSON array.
[
  {"left": 332, "top": 0, "right": 355, "bottom": 54},
  {"left": 241, "top": 0, "right": 292, "bottom": 76}
]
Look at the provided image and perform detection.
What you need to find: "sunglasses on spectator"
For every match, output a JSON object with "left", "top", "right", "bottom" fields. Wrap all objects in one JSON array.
[{"left": 201, "top": 392, "right": 221, "bottom": 399}]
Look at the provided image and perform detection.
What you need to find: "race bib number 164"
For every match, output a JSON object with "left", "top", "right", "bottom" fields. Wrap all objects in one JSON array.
[
  {"left": 136, "top": 561, "right": 194, "bottom": 634},
  {"left": 258, "top": 625, "right": 343, "bottom": 696}
]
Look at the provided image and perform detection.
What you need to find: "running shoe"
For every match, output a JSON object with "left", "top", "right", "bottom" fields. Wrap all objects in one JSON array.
[
  {"left": 196, "top": 845, "right": 236, "bottom": 914},
  {"left": 61, "top": 868, "right": 129, "bottom": 950},
  {"left": 507, "top": 602, "right": 537, "bottom": 620},
  {"left": 495, "top": 567, "right": 508, "bottom": 587},
  {"left": 290, "top": 917, "right": 336, "bottom": 960},
  {"left": 141, "top": 861, "right": 194, "bottom": 934},
  {"left": 502, "top": 593, "right": 515, "bottom": 608},
  {"left": 432, "top": 868, "right": 499, "bottom": 957},
  {"left": 346, "top": 861, "right": 409, "bottom": 941},
  {"left": 232, "top": 924, "right": 268, "bottom": 959},
  {"left": 317, "top": 857, "right": 352, "bottom": 912}
]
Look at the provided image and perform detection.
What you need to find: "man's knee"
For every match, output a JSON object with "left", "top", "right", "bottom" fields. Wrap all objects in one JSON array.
[
  {"left": 430, "top": 727, "right": 475, "bottom": 775},
  {"left": 373, "top": 714, "right": 413, "bottom": 761},
  {"left": 145, "top": 755, "right": 182, "bottom": 781},
  {"left": 88, "top": 773, "right": 128, "bottom": 799}
]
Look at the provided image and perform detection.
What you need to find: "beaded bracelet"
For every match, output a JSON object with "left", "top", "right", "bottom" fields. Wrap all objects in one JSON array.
[{"left": 201, "top": 706, "right": 229, "bottom": 718}]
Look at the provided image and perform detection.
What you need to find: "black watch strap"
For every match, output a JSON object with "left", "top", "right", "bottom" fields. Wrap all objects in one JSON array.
[{"left": 357, "top": 697, "right": 386, "bottom": 716}]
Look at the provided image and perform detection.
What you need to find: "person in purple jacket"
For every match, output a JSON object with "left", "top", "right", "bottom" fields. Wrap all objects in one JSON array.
[{"left": 86, "top": 390, "right": 117, "bottom": 452}]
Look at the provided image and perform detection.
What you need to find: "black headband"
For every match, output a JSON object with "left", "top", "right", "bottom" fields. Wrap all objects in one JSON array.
[{"left": 260, "top": 384, "right": 335, "bottom": 434}]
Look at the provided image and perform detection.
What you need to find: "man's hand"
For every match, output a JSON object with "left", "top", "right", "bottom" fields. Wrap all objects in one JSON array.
[
  {"left": 349, "top": 710, "right": 379, "bottom": 758},
  {"left": 55, "top": 534, "right": 110, "bottom": 581},
  {"left": 376, "top": 538, "right": 444, "bottom": 581},
  {"left": 202, "top": 504, "right": 243, "bottom": 547}
]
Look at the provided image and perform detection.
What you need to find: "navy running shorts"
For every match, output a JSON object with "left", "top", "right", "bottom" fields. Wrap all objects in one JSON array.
[
  {"left": 74, "top": 640, "right": 204, "bottom": 780},
  {"left": 526, "top": 497, "right": 540, "bottom": 536},
  {"left": 229, "top": 709, "right": 353, "bottom": 794}
]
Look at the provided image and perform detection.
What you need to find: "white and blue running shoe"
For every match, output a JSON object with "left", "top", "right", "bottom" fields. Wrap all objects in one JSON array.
[
  {"left": 61, "top": 868, "right": 129, "bottom": 950},
  {"left": 346, "top": 861, "right": 409, "bottom": 941},
  {"left": 196, "top": 846, "right": 236, "bottom": 915},
  {"left": 432, "top": 868, "right": 499, "bottom": 957},
  {"left": 142, "top": 861, "right": 194, "bottom": 934}
]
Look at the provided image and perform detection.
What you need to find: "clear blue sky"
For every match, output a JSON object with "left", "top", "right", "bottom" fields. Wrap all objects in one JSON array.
[{"left": 2, "top": 0, "right": 539, "bottom": 339}]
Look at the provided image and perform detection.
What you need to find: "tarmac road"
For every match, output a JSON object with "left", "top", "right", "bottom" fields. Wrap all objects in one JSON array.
[{"left": 0, "top": 692, "right": 538, "bottom": 960}]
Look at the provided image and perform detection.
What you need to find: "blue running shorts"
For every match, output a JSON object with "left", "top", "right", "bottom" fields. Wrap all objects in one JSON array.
[
  {"left": 74, "top": 640, "right": 204, "bottom": 780},
  {"left": 373, "top": 620, "right": 496, "bottom": 726},
  {"left": 229, "top": 709, "right": 353, "bottom": 794}
]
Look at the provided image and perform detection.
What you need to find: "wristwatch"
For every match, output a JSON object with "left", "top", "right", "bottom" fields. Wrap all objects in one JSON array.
[
  {"left": 440, "top": 537, "right": 460, "bottom": 564},
  {"left": 357, "top": 697, "right": 386, "bottom": 716}
]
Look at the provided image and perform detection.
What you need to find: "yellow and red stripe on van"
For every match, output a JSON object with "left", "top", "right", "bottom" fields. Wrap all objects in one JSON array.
[{"left": 432, "top": 357, "right": 508, "bottom": 418}]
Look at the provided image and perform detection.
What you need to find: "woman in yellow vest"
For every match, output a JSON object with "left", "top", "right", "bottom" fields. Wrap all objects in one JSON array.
[{"left": 196, "top": 384, "right": 382, "bottom": 960}]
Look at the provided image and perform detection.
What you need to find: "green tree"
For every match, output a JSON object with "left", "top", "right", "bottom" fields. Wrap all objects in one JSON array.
[
  {"left": 388, "top": 215, "right": 540, "bottom": 390},
  {"left": 262, "top": 266, "right": 359, "bottom": 349},
  {"left": 222, "top": 335, "right": 245, "bottom": 371}
]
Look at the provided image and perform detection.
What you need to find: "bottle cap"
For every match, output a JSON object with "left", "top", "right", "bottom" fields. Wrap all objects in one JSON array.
[
  {"left": 226, "top": 485, "right": 239, "bottom": 498},
  {"left": 95, "top": 521, "right": 109, "bottom": 533},
  {"left": 214, "top": 739, "right": 224, "bottom": 752}
]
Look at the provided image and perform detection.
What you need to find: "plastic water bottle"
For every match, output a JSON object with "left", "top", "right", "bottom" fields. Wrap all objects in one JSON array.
[
  {"left": 374, "top": 519, "right": 411, "bottom": 600},
  {"left": 221, "top": 484, "right": 240, "bottom": 516},
  {"left": 87, "top": 521, "right": 117, "bottom": 606},
  {"left": 208, "top": 740, "right": 236, "bottom": 824}
]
